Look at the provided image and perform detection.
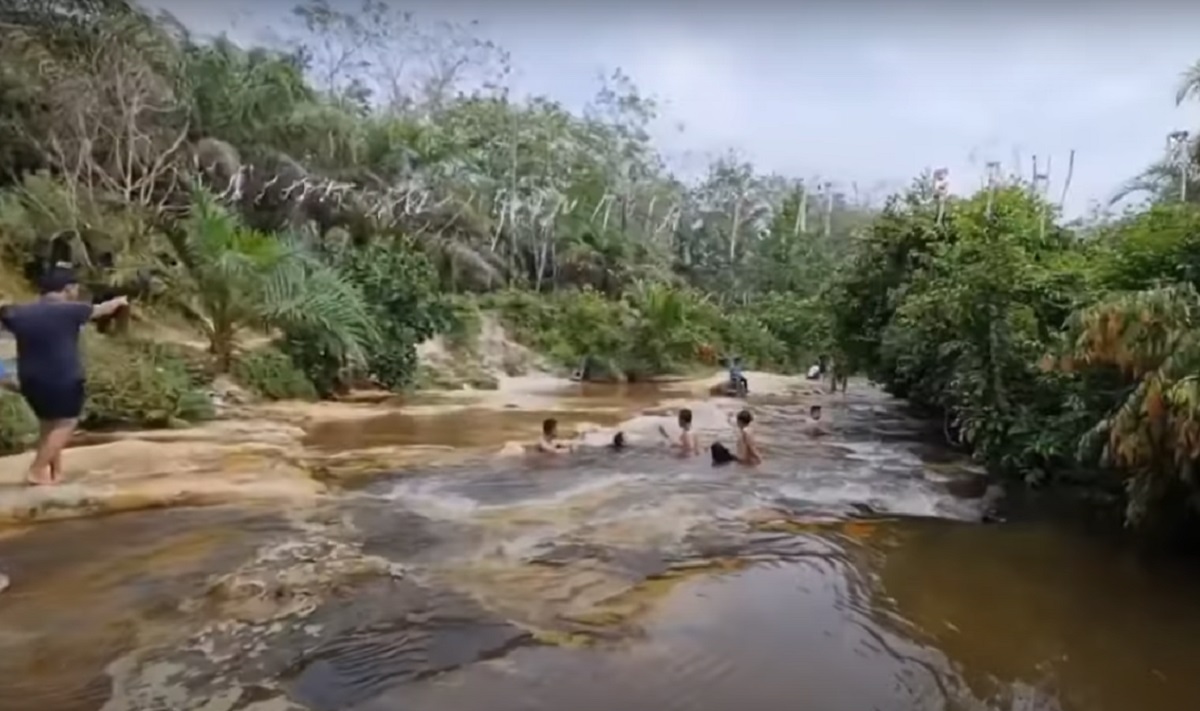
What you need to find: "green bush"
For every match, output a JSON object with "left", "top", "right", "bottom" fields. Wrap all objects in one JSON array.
[
  {"left": 284, "top": 240, "right": 449, "bottom": 395},
  {"left": 0, "top": 390, "right": 36, "bottom": 455},
  {"left": 443, "top": 295, "right": 483, "bottom": 352},
  {"left": 137, "top": 341, "right": 218, "bottom": 388},
  {"left": 83, "top": 335, "right": 215, "bottom": 429},
  {"left": 489, "top": 284, "right": 812, "bottom": 378},
  {"left": 487, "top": 286, "right": 632, "bottom": 370},
  {"left": 715, "top": 311, "right": 788, "bottom": 372},
  {"left": 743, "top": 292, "right": 831, "bottom": 372},
  {"left": 232, "top": 347, "right": 318, "bottom": 401}
]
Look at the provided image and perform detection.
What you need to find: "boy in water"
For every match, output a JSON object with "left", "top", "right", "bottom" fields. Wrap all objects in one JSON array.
[
  {"left": 673, "top": 408, "right": 697, "bottom": 456},
  {"left": 537, "top": 417, "right": 575, "bottom": 454},
  {"left": 805, "top": 404, "right": 830, "bottom": 437},
  {"left": 710, "top": 409, "right": 761, "bottom": 466}
]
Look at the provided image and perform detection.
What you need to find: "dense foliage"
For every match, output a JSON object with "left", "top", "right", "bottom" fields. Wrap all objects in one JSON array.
[
  {"left": 0, "top": 0, "right": 854, "bottom": 413},
  {"left": 828, "top": 170, "right": 1200, "bottom": 540}
]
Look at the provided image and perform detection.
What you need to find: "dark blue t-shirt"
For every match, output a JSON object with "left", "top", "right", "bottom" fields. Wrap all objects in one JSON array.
[{"left": 0, "top": 300, "right": 92, "bottom": 384}]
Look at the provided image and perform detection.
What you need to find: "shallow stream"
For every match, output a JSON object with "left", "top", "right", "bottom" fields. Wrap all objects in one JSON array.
[{"left": 2, "top": 381, "right": 1199, "bottom": 711}]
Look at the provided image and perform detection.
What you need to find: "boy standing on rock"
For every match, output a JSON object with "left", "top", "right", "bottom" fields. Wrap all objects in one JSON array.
[{"left": 0, "top": 269, "right": 127, "bottom": 485}]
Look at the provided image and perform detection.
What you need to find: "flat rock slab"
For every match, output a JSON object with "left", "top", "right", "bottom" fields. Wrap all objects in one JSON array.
[
  {"left": 0, "top": 437, "right": 322, "bottom": 525},
  {"left": 104, "top": 577, "right": 533, "bottom": 711}
]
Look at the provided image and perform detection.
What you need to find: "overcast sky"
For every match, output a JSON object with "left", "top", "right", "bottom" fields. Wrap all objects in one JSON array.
[{"left": 144, "top": 0, "right": 1200, "bottom": 217}]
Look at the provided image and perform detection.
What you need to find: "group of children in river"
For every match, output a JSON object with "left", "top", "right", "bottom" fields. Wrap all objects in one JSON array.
[{"left": 535, "top": 402, "right": 827, "bottom": 467}]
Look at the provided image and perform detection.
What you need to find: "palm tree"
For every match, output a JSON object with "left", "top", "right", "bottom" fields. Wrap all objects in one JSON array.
[
  {"left": 1053, "top": 284, "right": 1200, "bottom": 527},
  {"left": 167, "top": 189, "right": 378, "bottom": 372}
]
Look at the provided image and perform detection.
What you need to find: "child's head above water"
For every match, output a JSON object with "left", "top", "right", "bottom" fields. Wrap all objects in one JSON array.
[
  {"left": 678, "top": 408, "right": 693, "bottom": 430},
  {"left": 542, "top": 417, "right": 558, "bottom": 439},
  {"left": 736, "top": 409, "right": 753, "bottom": 428},
  {"left": 810, "top": 404, "right": 822, "bottom": 420}
]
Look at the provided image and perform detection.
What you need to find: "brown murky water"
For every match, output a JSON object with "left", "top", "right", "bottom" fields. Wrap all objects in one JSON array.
[{"left": 3, "top": 381, "right": 1200, "bottom": 711}]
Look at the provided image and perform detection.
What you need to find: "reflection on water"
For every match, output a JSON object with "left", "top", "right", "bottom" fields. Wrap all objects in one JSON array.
[
  {"left": 354, "top": 523, "right": 1200, "bottom": 711},
  {"left": 4, "top": 382, "right": 1200, "bottom": 711}
]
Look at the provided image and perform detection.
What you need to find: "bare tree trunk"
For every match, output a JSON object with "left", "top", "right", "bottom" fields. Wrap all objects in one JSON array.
[
  {"left": 1058, "top": 149, "right": 1076, "bottom": 209},
  {"left": 792, "top": 184, "right": 804, "bottom": 237},
  {"left": 798, "top": 186, "right": 808, "bottom": 235},
  {"left": 729, "top": 196, "right": 743, "bottom": 262},
  {"left": 822, "top": 182, "right": 833, "bottom": 238}
]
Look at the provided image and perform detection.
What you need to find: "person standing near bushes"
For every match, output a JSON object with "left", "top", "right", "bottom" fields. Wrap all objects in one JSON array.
[{"left": 0, "top": 268, "right": 128, "bottom": 485}]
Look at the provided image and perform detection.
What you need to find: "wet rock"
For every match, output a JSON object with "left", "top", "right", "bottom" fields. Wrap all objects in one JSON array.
[
  {"left": 941, "top": 474, "right": 990, "bottom": 499},
  {"left": 0, "top": 430, "right": 322, "bottom": 525},
  {"left": 105, "top": 574, "right": 531, "bottom": 711},
  {"left": 101, "top": 526, "right": 415, "bottom": 710},
  {"left": 309, "top": 445, "right": 459, "bottom": 483},
  {"left": 283, "top": 579, "right": 533, "bottom": 711},
  {"left": 528, "top": 543, "right": 671, "bottom": 579},
  {"left": 352, "top": 503, "right": 454, "bottom": 564},
  {"left": 193, "top": 533, "right": 399, "bottom": 624}
]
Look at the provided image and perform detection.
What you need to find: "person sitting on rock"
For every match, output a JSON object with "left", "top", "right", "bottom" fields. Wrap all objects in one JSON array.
[
  {"left": 728, "top": 356, "right": 749, "bottom": 396},
  {"left": 711, "top": 409, "right": 761, "bottom": 466}
]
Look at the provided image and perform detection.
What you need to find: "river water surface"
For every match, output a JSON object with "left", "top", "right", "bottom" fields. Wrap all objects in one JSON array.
[{"left": 2, "top": 380, "right": 1200, "bottom": 711}]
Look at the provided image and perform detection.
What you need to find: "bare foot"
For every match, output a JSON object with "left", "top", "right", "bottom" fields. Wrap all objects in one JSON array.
[{"left": 24, "top": 468, "right": 52, "bottom": 486}]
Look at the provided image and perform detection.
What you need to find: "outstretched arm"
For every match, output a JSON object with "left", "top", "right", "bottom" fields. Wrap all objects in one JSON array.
[{"left": 90, "top": 295, "right": 129, "bottom": 320}]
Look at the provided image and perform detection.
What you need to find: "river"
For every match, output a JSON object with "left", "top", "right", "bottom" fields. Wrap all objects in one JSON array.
[{"left": 1, "top": 379, "right": 1199, "bottom": 711}]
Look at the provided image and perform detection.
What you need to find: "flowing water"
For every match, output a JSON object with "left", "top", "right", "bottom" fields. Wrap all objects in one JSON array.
[{"left": 2, "top": 381, "right": 1200, "bottom": 711}]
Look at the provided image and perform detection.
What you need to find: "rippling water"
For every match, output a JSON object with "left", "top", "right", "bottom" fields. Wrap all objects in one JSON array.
[{"left": 3, "top": 382, "right": 1200, "bottom": 711}]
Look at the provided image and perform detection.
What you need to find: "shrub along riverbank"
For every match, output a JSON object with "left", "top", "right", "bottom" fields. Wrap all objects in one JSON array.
[{"left": 827, "top": 186, "right": 1200, "bottom": 547}]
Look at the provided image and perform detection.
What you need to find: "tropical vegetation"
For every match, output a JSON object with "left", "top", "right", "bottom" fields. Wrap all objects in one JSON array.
[{"left": 3, "top": 0, "right": 1200, "bottom": 544}]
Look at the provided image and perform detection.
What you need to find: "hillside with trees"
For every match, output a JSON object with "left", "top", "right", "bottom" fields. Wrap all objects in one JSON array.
[{"left": 3, "top": 0, "right": 1200, "bottom": 544}]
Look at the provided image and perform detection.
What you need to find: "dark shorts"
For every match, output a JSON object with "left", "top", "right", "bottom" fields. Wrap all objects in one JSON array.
[
  {"left": 711, "top": 442, "right": 736, "bottom": 465},
  {"left": 20, "top": 378, "right": 85, "bottom": 421}
]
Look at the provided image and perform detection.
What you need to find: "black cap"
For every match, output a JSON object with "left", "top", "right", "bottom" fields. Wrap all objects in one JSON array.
[{"left": 38, "top": 267, "right": 78, "bottom": 294}]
